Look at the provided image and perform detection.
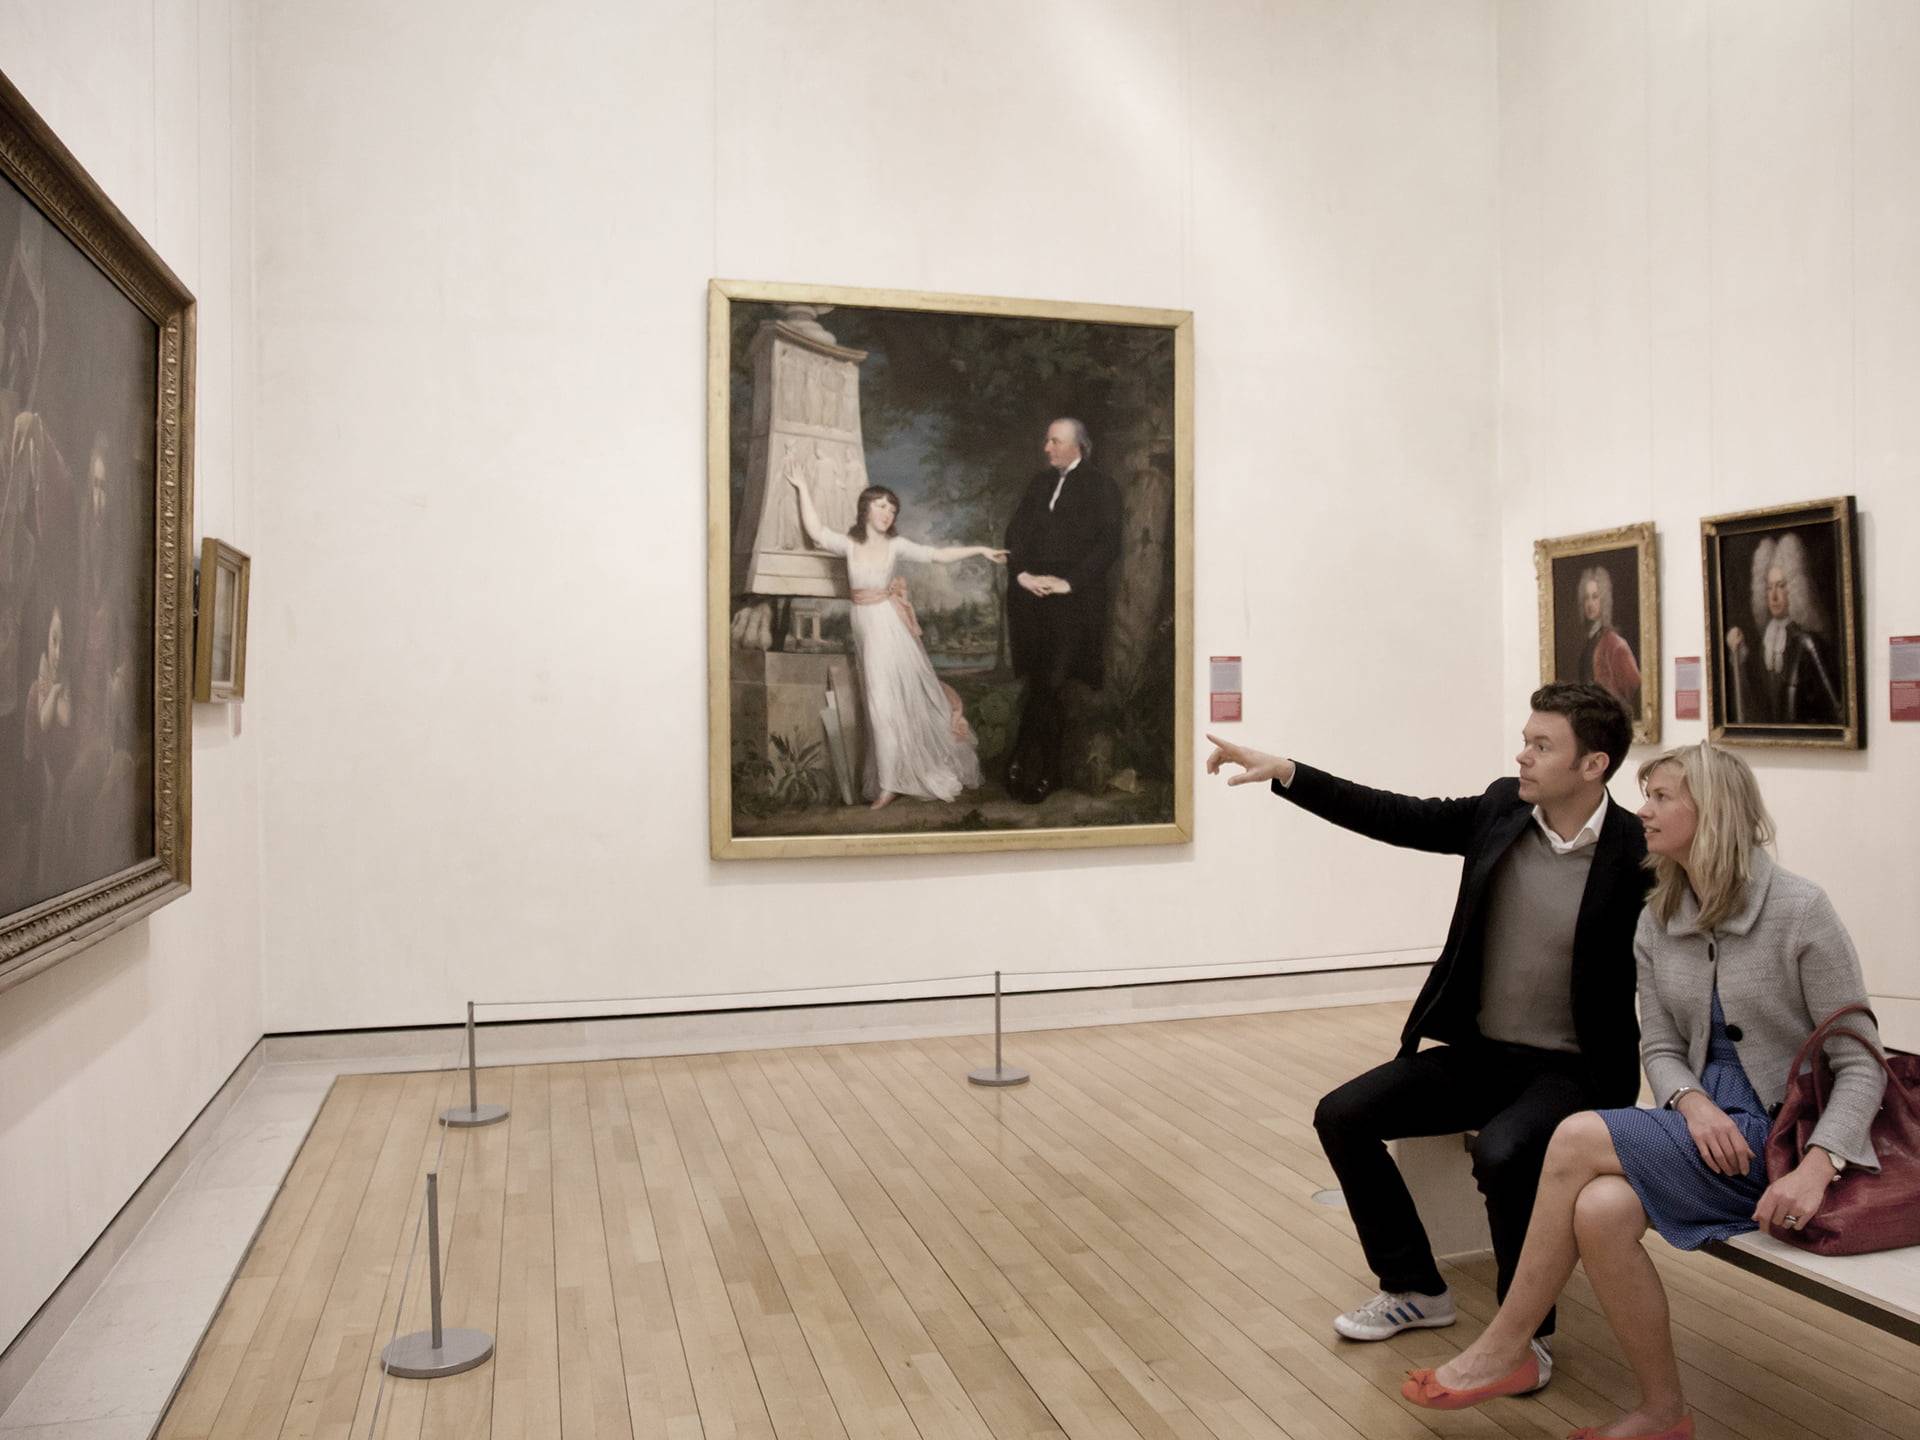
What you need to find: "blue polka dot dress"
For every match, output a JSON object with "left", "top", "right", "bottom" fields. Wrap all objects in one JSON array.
[{"left": 1600, "top": 988, "right": 1770, "bottom": 1250}]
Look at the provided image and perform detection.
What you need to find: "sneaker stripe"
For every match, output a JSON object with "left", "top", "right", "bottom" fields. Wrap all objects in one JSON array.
[{"left": 1406, "top": 1302, "right": 1424, "bottom": 1319}]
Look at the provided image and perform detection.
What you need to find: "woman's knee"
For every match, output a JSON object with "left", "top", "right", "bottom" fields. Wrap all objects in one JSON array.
[
  {"left": 1572, "top": 1175, "right": 1646, "bottom": 1245},
  {"left": 1543, "top": 1112, "right": 1611, "bottom": 1171}
]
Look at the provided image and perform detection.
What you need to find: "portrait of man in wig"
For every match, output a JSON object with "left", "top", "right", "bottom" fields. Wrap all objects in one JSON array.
[
  {"left": 1576, "top": 564, "right": 1640, "bottom": 711},
  {"left": 1723, "top": 530, "right": 1842, "bottom": 725}
]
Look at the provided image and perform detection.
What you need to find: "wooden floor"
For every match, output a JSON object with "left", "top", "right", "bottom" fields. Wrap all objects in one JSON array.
[{"left": 156, "top": 1004, "right": 1920, "bottom": 1440}]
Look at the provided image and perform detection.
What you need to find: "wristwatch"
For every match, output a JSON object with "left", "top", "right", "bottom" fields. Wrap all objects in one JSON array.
[
  {"left": 1664, "top": 1086, "right": 1697, "bottom": 1110},
  {"left": 1817, "top": 1146, "right": 1846, "bottom": 1179}
]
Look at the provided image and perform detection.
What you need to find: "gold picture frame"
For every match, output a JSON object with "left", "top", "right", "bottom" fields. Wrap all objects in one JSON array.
[
  {"left": 708, "top": 278, "right": 1193, "bottom": 860},
  {"left": 1, "top": 68, "right": 196, "bottom": 993},
  {"left": 1702, "top": 496, "right": 1863, "bottom": 749},
  {"left": 1534, "top": 522, "right": 1660, "bottom": 745},
  {"left": 193, "top": 538, "right": 249, "bottom": 702}
]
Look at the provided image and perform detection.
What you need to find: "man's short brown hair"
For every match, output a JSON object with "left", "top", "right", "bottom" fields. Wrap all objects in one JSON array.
[{"left": 1530, "top": 682, "right": 1633, "bottom": 781}]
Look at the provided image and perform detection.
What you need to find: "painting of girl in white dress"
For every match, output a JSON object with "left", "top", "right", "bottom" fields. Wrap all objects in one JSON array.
[
  {"left": 710, "top": 280, "right": 1190, "bottom": 859},
  {"left": 786, "top": 469, "right": 1005, "bottom": 809}
]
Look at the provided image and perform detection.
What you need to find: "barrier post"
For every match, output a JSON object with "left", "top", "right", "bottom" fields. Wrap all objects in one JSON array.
[
  {"left": 379, "top": 1172, "right": 495, "bottom": 1378},
  {"left": 441, "top": 1000, "right": 509, "bottom": 1127},
  {"left": 967, "top": 970, "right": 1029, "bottom": 1087}
]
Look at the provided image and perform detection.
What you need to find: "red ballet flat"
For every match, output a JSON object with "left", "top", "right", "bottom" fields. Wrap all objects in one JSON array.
[
  {"left": 1401, "top": 1351, "right": 1540, "bottom": 1410},
  {"left": 1566, "top": 1415, "right": 1693, "bottom": 1440}
]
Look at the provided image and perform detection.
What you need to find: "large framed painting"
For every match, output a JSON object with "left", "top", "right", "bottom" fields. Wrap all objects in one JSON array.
[
  {"left": 708, "top": 280, "right": 1192, "bottom": 859},
  {"left": 1702, "top": 496, "right": 1863, "bottom": 749},
  {"left": 1534, "top": 522, "right": 1660, "bottom": 745},
  {"left": 0, "top": 71, "right": 195, "bottom": 993}
]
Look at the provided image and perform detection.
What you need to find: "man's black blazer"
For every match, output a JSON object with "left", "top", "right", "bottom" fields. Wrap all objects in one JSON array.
[{"left": 1274, "top": 763, "right": 1650, "bottom": 1107}]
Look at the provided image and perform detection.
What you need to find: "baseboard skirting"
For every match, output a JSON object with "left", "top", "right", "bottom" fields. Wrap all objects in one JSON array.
[
  {"left": 261, "top": 957, "right": 1433, "bottom": 1075},
  {"left": 0, "top": 1038, "right": 266, "bottom": 1419}
]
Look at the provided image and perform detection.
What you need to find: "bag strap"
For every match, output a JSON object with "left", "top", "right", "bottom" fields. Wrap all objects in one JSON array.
[
  {"left": 1786, "top": 1005, "right": 1920, "bottom": 1120},
  {"left": 1786, "top": 1003, "right": 1880, "bottom": 1082}
]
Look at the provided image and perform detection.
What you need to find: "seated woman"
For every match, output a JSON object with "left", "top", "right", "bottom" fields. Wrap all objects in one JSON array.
[{"left": 1402, "top": 742, "right": 1886, "bottom": 1440}]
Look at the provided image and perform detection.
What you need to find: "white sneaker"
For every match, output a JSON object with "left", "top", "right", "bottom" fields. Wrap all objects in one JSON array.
[
  {"left": 1331, "top": 1287, "right": 1457, "bottom": 1341},
  {"left": 1522, "top": 1336, "right": 1553, "bottom": 1393}
]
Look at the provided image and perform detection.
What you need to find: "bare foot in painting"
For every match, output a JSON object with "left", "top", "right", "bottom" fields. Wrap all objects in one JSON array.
[{"left": 869, "top": 792, "right": 897, "bottom": 811}]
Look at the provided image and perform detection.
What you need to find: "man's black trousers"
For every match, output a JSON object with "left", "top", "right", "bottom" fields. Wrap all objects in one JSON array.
[{"left": 1313, "top": 1039, "right": 1599, "bottom": 1338}]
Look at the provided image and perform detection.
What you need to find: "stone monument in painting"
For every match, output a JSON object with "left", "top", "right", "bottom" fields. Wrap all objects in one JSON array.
[{"left": 728, "top": 306, "right": 870, "bottom": 802}]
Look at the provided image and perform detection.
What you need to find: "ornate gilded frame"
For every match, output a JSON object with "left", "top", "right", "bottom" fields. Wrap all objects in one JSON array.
[
  {"left": 193, "top": 538, "right": 250, "bottom": 702},
  {"left": 1533, "top": 522, "right": 1661, "bottom": 745},
  {"left": 1, "top": 70, "right": 195, "bottom": 993},
  {"left": 1702, "top": 495, "right": 1863, "bottom": 749},
  {"left": 707, "top": 278, "right": 1193, "bottom": 859}
]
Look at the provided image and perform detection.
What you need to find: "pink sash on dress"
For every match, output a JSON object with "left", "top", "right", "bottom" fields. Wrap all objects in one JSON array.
[{"left": 850, "top": 579, "right": 971, "bottom": 742}]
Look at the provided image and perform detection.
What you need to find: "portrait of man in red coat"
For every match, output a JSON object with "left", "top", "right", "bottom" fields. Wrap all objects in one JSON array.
[{"left": 1576, "top": 564, "right": 1641, "bottom": 712}]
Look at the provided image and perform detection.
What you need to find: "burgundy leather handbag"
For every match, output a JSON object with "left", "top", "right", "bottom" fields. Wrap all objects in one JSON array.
[{"left": 1764, "top": 1004, "right": 1920, "bottom": 1255}]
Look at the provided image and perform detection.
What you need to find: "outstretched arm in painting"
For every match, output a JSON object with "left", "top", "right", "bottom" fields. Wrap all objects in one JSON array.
[{"left": 784, "top": 466, "right": 845, "bottom": 554}]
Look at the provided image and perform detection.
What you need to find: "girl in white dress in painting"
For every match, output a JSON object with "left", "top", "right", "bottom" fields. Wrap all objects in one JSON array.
[{"left": 787, "top": 468, "right": 1005, "bottom": 810}]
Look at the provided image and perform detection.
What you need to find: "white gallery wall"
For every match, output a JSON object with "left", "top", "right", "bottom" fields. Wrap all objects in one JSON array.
[
  {"left": 0, "top": 0, "right": 261, "bottom": 1356},
  {"left": 250, "top": 0, "right": 1507, "bottom": 1032},
  {"left": 1496, "top": 0, "right": 1920, "bottom": 1043}
]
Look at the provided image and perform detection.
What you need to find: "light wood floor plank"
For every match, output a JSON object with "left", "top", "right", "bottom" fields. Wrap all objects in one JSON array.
[
  {"left": 748, "top": 1047, "right": 1069, "bottom": 1440},
  {"left": 550, "top": 1063, "right": 636, "bottom": 1438},
  {"left": 154, "top": 1006, "right": 1919, "bottom": 1440},
  {"left": 492, "top": 1064, "right": 562, "bottom": 1440},
  {"left": 618, "top": 1057, "right": 778, "bottom": 1440},
  {"left": 882, "top": 1037, "right": 1394, "bottom": 1440},
  {"left": 821, "top": 1042, "right": 1245, "bottom": 1440},
  {"left": 581, "top": 1059, "right": 702, "bottom": 1440},
  {"left": 779, "top": 1046, "right": 1144, "bottom": 1440},
  {"left": 690, "top": 1053, "right": 925, "bottom": 1440}
]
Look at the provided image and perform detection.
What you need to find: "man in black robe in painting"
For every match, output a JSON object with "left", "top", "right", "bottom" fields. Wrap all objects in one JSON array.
[{"left": 1002, "top": 418, "right": 1120, "bottom": 803}]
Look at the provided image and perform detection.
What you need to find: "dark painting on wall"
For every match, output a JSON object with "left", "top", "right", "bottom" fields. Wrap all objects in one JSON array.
[
  {"left": 1, "top": 70, "right": 194, "bottom": 993},
  {"left": 0, "top": 175, "right": 158, "bottom": 914},
  {"left": 1534, "top": 522, "right": 1660, "bottom": 745},
  {"left": 707, "top": 280, "right": 1192, "bottom": 860},
  {"left": 1703, "top": 497, "right": 1863, "bottom": 749}
]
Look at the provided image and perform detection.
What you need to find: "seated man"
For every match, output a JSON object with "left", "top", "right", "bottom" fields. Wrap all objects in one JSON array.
[{"left": 1206, "top": 683, "right": 1647, "bottom": 1386}]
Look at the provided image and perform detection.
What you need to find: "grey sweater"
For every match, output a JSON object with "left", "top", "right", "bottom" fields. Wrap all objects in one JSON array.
[{"left": 1636, "top": 851, "right": 1886, "bottom": 1171}]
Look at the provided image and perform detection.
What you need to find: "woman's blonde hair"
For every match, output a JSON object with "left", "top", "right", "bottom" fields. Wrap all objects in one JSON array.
[{"left": 1637, "top": 743, "right": 1775, "bottom": 931}]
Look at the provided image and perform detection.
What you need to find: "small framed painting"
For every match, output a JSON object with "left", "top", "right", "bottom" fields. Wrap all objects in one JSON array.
[
  {"left": 193, "top": 538, "right": 249, "bottom": 703},
  {"left": 1534, "top": 522, "right": 1660, "bottom": 745}
]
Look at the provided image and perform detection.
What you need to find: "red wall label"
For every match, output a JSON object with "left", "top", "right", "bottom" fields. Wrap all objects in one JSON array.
[
  {"left": 1209, "top": 656, "right": 1243, "bottom": 723},
  {"left": 1674, "top": 656, "right": 1701, "bottom": 721}
]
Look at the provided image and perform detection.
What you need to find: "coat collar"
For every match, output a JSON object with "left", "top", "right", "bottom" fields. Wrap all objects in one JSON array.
[{"left": 1662, "top": 848, "right": 1776, "bottom": 937}]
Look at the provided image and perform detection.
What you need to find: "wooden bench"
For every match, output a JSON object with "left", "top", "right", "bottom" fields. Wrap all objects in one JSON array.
[{"left": 1392, "top": 1132, "right": 1920, "bottom": 1343}]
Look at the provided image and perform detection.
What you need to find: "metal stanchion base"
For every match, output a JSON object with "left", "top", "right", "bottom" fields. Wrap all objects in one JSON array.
[
  {"left": 968, "top": 1065, "right": 1030, "bottom": 1088},
  {"left": 381, "top": 1327, "right": 495, "bottom": 1378},
  {"left": 440, "top": 1103, "right": 509, "bottom": 1127}
]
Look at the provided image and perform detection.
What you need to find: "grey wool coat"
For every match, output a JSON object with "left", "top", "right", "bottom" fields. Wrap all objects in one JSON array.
[{"left": 1636, "top": 850, "right": 1886, "bottom": 1171}]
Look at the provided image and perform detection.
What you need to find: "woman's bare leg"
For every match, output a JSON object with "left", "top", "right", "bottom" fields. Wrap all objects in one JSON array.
[
  {"left": 869, "top": 791, "right": 897, "bottom": 810},
  {"left": 1435, "top": 1113, "right": 1625, "bottom": 1388},
  {"left": 1573, "top": 1176, "right": 1687, "bottom": 1437}
]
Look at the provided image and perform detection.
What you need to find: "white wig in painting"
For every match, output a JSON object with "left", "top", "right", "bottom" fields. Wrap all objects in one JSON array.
[
  {"left": 1749, "top": 531, "right": 1827, "bottom": 637},
  {"left": 1579, "top": 565, "right": 1614, "bottom": 630}
]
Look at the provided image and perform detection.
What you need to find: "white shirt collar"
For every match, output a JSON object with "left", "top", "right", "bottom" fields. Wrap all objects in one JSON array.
[
  {"left": 1532, "top": 792, "right": 1609, "bottom": 855},
  {"left": 1048, "top": 456, "right": 1080, "bottom": 511}
]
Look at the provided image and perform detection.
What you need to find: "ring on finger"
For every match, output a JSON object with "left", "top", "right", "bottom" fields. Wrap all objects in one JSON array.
[{"left": 1784, "top": 1214, "right": 1801, "bottom": 1227}]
